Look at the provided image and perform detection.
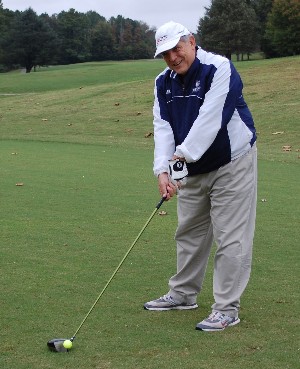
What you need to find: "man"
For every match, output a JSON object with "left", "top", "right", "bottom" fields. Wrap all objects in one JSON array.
[{"left": 144, "top": 21, "right": 257, "bottom": 332}]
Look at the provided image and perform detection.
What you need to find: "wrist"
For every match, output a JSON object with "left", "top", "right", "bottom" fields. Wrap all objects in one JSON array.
[{"left": 157, "top": 171, "right": 168, "bottom": 178}]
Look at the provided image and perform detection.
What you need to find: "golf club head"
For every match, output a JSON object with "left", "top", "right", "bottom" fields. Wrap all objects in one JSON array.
[{"left": 47, "top": 338, "right": 69, "bottom": 352}]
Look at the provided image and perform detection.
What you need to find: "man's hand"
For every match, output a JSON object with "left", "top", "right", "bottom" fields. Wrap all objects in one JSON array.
[
  {"left": 158, "top": 172, "right": 177, "bottom": 200},
  {"left": 169, "top": 159, "right": 188, "bottom": 181},
  {"left": 172, "top": 155, "right": 186, "bottom": 161}
]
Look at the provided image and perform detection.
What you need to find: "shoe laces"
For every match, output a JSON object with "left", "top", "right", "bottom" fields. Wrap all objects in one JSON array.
[
  {"left": 161, "top": 294, "right": 177, "bottom": 304},
  {"left": 208, "top": 311, "right": 231, "bottom": 323}
]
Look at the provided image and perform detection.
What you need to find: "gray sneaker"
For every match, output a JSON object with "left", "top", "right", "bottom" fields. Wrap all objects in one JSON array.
[
  {"left": 144, "top": 293, "right": 198, "bottom": 311},
  {"left": 196, "top": 311, "right": 240, "bottom": 331}
]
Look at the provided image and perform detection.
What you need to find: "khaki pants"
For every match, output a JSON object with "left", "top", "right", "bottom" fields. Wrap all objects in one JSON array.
[{"left": 169, "top": 144, "right": 257, "bottom": 318}]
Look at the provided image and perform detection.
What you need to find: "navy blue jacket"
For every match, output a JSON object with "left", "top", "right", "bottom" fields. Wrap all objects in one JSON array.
[{"left": 153, "top": 47, "right": 256, "bottom": 176}]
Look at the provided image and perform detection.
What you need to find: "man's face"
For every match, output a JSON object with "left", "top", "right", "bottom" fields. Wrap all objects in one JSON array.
[{"left": 162, "top": 35, "right": 196, "bottom": 75}]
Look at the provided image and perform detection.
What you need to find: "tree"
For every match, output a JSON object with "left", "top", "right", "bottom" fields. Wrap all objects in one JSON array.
[
  {"left": 3, "top": 8, "right": 57, "bottom": 72},
  {"left": 265, "top": 0, "right": 300, "bottom": 57},
  {"left": 0, "top": 3, "right": 15, "bottom": 70},
  {"left": 249, "top": 0, "right": 273, "bottom": 25},
  {"left": 109, "top": 15, "right": 128, "bottom": 59},
  {"left": 132, "top": 22, "right": 156, "bottom": 59},
  {"left": 85, "top": 10, "right": 106, "bottom": 28},
  {"left": 109, "top": 16, "right": 155, "bottom": 60},
  {"left": 90, "top": 20, "right": 115, "bottom": 61},
  {"left": 249, "top": 0, "right": 275, "bottom": 56},
  {"left": 0, "top": 1, "right": 6, "bottom": 64},
  {"left": 197, "top": 0, "right": 260, "bottom": 60},
  {"left": 55, "top": 9, "right": 91, "bottom": 64}
]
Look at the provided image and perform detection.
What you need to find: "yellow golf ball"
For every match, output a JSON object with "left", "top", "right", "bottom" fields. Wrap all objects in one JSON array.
[{"left": 63, "top": 339, "right": 73, "bottom": 349}]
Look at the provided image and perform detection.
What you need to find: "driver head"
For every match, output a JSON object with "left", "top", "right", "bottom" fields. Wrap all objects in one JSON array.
[{"left": 47, "top": 338, "right": 69, "bottom": 352}]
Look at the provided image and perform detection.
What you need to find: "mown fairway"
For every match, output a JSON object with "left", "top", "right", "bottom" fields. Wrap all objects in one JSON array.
[{"left": 0, "top": 56, "right": 299, "bottom": 369}]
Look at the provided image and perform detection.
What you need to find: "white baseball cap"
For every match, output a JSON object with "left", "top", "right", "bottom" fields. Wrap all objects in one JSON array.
[{"left": 154, "top": 21, "right": 191, "bottom": 57}]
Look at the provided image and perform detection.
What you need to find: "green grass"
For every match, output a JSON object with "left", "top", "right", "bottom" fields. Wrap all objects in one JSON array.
[
  {"left": 0, "top": 56, "right": 299, "bottom": 369},
  {"left": 0, "top": 60, "right": 166, "bottom": 93}
]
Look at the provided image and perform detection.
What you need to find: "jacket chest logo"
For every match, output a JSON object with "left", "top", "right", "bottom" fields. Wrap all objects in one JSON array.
[{"left": 192, "top": 80, "right": 201, "bottom": 93}]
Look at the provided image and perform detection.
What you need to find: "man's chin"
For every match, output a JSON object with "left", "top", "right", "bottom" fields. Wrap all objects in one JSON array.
[{"left": 174, "top": 65, "right": 188, "bottom": 75}]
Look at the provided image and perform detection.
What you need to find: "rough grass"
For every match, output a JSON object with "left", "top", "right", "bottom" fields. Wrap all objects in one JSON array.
[{"left": 239, "top": 57, "right": 300, "bottom": 163}]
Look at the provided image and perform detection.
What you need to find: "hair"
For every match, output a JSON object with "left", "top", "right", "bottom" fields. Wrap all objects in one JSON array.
[{"left": 180, "top": 34, "right": 192, "bottom": 43}]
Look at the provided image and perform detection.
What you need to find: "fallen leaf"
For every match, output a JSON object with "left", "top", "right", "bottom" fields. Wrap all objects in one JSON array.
[
  {"left": 276, "top": 300, "right": 287, "bottom": 304},
  {"left": 16, "top": 183, "right": 24, "bottom": 186},
  {"left": 42, "top": 118, "right": 48, "bottom": 121},
  {"left": 159, "top": 211, "right": 167, "bottom": 216},
  {"left": 145, "top": 132, "right": 153, "bottom": 138},
  {"left": 272, "top": 131, "right": 284, "bottom": 135},
  {"left": 282, "top": 145, "right": 292, "bottom": 152}
]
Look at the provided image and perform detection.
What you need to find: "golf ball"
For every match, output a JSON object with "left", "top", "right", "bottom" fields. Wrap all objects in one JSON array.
[{"left": 63, "top": 339, "right": 73, "bottom": 349}]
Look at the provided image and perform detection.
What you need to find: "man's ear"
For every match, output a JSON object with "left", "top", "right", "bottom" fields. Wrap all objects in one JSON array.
[{"left": 189, "top": 35, "right": 196, "bottom": 48}]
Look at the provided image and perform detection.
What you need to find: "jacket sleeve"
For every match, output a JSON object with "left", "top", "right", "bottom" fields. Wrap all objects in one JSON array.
[
  {"left": 174, "top": 59, "right": 235, "bottom": 162},
  {"left": 153, "top": 77, "right": 175, "bottom": 177}
]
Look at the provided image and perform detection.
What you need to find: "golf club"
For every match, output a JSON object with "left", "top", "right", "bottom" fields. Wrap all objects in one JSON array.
[{"left": 47, "top": 196, "right": 166, "bottom": 352}]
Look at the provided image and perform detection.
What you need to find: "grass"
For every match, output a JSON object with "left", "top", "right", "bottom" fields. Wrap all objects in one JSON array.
[
  {"left": 0, "top": 61, "right": 165, "bottom": 148},
  {"left": 0, "top": 56, "right": 299, "bottom": 369}
]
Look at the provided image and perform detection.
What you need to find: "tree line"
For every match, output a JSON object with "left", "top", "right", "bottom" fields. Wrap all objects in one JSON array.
[
  {"left": 198, "top": 0, "right": 300, "bottom": 60},
  {"left": 0, "top": 0, "right": 299, "bottom": 73},
  {"left": 0, "top": 5, "right": 156, "bottom": 73}
]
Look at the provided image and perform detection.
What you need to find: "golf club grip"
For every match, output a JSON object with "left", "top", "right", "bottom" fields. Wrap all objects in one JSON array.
[{"left": 156, "top": 196, "right": 166, "bottom": 209}]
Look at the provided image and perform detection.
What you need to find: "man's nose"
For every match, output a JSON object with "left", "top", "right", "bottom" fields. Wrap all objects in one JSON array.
[{"left": 168, "top": 50, "right": 177, "bottom": 61}]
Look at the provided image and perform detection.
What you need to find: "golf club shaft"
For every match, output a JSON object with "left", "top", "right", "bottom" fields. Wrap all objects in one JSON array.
[{"left": 71, "top": 196, "right": 166, "bottom": 340}]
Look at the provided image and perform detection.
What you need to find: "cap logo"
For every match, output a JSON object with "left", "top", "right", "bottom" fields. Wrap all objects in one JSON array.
[
  {"left": 156, "top": 35, "right": 168, "bottom": 46},
  {"left": 156, "top": 30, "right": 187, "bottom": 46}
]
